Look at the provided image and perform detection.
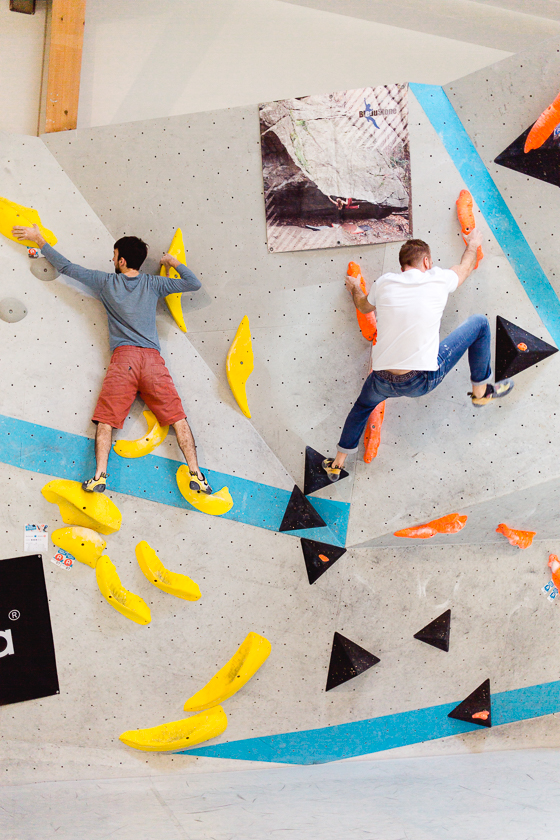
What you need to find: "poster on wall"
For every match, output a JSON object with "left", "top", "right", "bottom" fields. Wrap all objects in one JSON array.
[
  {"left": 0, "top": 554, "right": 60, "bottom": 706},
  {"left": 259, "top": 84, "right": 412, "bottom": 254}
]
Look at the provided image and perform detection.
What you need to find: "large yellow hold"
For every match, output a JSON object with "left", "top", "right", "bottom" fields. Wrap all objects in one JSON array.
[
  {"left": 51, "top": 526, "right": 106, "bottom": 568},
  {"left": 226, "top": 316, "right": 254, "bottom": 418},
  {"left": 119, "top": 706, "right": 227, "bottom": 752},
  {"left": 113, "top": 410, "right": 169, "bottom": 458},
  {"left": 95, "top": 555, "right": 151, "bottom": 625},
  {"left": 135, "top": 540, "right": 201, "bottom": 601},
  {"left": 184, "top": 631, "right": 271, "bottom": 712},
  {"left": 161, "top": 228, "right": 187, "bottom": 332},
  {"left": 176, "top": 465, "right": 233, "bottom": 516},
  {"left": 41, "top": 479, "right": 122, "bottom": 535},
  {"left": 0, "top": 196, "right": 57, "bottom": 247}
]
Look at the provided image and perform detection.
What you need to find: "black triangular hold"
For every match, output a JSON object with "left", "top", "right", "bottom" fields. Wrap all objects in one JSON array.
[
  {"left": 326, "top": 632, "right": 380, "bottom": 691},
  {"left": 413, "top": 609, "right": 451, "bottom": 652},
  {"left": 301, "top": 538, "right": 346, "bottom": 584},
  {"left": 448, "top": 679, "right": 492, "bottom": 728},
  {"left": 304, "top": 446, "right": 349, "bottom": 496},
  {"left": 495, "top": 124, "right": 560, "bottom": 188},
  {"left": 279, "top": 485, "right": 326, "bottom": 532},
  {"left": 495, "top": 315, "right": 557, "bottom": 381}
]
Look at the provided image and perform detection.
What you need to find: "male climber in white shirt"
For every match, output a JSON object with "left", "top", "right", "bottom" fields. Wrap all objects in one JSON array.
[{"left": 323, "top": 229, "right": 514, "bottom": 481}]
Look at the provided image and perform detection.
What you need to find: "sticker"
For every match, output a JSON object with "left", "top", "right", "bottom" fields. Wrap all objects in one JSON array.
[
  {"left": 24, "top": 523, "right": 49, "bottom": 553},
  {"left": 542, "top": 580, "right": 558, "bottom": 602},
  {"left": 51, "top": 549, "right": 74, "bottom": 570}
]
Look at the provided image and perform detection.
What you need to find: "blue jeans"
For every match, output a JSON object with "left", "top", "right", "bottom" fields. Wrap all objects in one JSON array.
[{"left": 337, "top": 314, "right": 492, "bottom": 454}]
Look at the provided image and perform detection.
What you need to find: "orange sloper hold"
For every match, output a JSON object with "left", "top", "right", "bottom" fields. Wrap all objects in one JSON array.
[
  {"left": 524, "top": 90, "right": 560, "bottom": 153},
  {"left": 456, "top": 190, "right": 483, "bottom": 269},
  {"left": 394, "top": 513, "right": 468, "bottom": 539},
  {"left": 548, "top": 554, "right": 560, "bottom": 589},
  {"left": 363, "top": 401, "right": 385, "bottom": 463},
  {"left": 496, "top": 523, "right": 536, "bottom": 549},
  {"left": 348, "top": 261, "right": 377, "bottom": 343}
]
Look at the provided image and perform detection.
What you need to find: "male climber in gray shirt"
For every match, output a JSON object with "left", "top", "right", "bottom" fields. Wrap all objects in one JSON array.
[{"left": 13, "top": 224, "right": 212, "bottom": 495}]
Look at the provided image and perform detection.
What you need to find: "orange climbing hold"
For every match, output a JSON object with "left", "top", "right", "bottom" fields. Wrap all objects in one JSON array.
[
  {"left": 549, "top": 554, "right": 560, "bottom": 589},
  {"left": 496, "top": 523, "right": 536, "bottom": 549},
  {"left": 318, "top": 554, "right": 330, "bottom": 563},
  {"left": 456, "top": 190, "right": 483, "bottom": 268},
  {"left": 363, "top": 401, "right": 385, "bottom": 463},
  {"left": 524, "top": 90, "right": 560, "bottom": 153},
  {"left": 348, "top": 261, "right": 377, "bottom": 343},
  {"left": 472, "top": 710, "right": 490, "bottom": 721},
  {"left": 394, "top": 513, "right": 468, "bottom": 539},
  {"left": 517, "top": 343, "right": 527, "bottom": 352}
]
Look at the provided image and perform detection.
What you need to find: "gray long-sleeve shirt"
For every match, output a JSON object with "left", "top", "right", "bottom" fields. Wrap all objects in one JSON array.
[{"left": 42, "top": 243, "right": 201, "bottom": 353}]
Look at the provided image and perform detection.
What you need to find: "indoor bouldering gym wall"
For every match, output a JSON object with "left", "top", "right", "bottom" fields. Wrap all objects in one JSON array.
[{"left": 3, "top": 2, "right": 560, "bottom": 839}]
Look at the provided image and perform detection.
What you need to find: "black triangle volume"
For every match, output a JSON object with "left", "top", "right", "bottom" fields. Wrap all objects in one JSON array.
[
  {"left": 326, "top": 632, "right": 380, "bottom": 691},
  {"left": 448, "top": 679, "right": 491, "bottom": 728},
  {"left": 279, "top": 485, "right": 326, "bottom": 532},
  {"left": 300, "top": 538, "right": 346, "bottom": 584}
]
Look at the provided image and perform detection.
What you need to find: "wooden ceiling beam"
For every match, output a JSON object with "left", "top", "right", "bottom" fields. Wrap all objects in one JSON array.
[{"left": 41, "top": 0, "right": 86, "bottom": 133}]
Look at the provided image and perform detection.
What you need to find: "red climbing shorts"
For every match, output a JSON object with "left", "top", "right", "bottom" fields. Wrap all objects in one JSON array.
[{"left": 92, "top": 346, "right": 186, "bottom": 429}]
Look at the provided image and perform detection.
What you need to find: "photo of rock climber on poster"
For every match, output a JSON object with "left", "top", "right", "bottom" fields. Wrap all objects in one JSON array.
[{"left": 259, "top": 84, "right": 412, "bottom": 253}]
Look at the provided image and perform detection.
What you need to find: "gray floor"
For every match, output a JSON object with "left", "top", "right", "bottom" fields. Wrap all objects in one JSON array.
[{"left": 2, "top": 748, "right": 560, "bottom": 840}]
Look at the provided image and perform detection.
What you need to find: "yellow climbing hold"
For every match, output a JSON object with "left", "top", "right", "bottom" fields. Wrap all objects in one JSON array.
[
  {"left": 41, "top": 479, "right": 122, "bottom": 535},
  {"left": 95, "top": 555, "right": 151, "bottom": 625},
  {"left": 176, "top": 465, "right": 233, "bottom": 516},
  {"left": 0, "top": 196, "right": 57, "bottom": 247},
  {"left": 184, "top": 631, "right": 271, "bottom": 712},
  {"left": 226, "top": 315, "right": 254, "bottom": 418},
  {"left": 119, "top": 706, "right": 227, "bottom": 752},
  {"left": 113, "top": 410, "right": 169, "bottom": 458},
  {"left": 135, "top": 540, "right": 201, "bottom": 601},
  {"left": 161, "top": 227, "right": 187, "bottom": 332},
  {"left": 51, "top": 526, "right": 106, "bottom": 569}
]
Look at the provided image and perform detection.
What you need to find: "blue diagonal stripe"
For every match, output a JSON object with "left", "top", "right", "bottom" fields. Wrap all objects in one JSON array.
[
  {"left": 410, "top": 83, "right": 560, "bottom": 346},
  {"left": 0, "top": 414, "right": 349, "bottom": 545},
  {"left": 184, "top": 679, "right": 560, "bottom": 764}
]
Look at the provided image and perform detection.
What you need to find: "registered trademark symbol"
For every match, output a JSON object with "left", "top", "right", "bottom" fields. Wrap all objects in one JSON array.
[{"left": 8, "top": 610, "right": 20, "bottom": 621}]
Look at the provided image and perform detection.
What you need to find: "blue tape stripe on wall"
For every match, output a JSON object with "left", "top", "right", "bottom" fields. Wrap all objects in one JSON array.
[
  {"left": 0, "top": 414, "right": 349, "bottom": 546},
  {"left": 185, "top": 679, "right": 560, "bottom": 764},
  {"left": 410, "top": 83, "right": 560, "bottom": 347}
]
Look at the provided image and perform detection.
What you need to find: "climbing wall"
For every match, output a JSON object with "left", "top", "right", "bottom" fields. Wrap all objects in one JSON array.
[{"left": 2, "top": 35, "right": 560, "bottom": 784}]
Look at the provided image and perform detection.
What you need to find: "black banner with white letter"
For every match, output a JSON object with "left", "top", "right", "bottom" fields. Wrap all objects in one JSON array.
[{"left": 0, "top": 554, "right": 59, "bottom": 705}]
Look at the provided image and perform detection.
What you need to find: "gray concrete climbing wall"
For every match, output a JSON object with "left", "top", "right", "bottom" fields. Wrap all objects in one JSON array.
[{"left": 2, "top": 34, "right": 560, "bottom": 788}]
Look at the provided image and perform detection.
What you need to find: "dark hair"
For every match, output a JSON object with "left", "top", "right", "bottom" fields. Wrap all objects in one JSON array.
[
  {"left": 114, "top": 236, "right": 148, "bottom": 270},
  {"left": 399, "top": 239, "right": 430, "bottom": 269}
]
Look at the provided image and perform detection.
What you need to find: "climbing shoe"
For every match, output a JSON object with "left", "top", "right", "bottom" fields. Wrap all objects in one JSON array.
[
  {"left": 469, "top": 379, "right": 514, "bottom": 407},
  {"left": 322, "top": 458, "right": 342, "bottom": 482},
  {"left": 188, "top": 468, "right": 212, "bottom": 495},
  {"left": 82, "top": 473, "right": 107, "bottom": 493}
]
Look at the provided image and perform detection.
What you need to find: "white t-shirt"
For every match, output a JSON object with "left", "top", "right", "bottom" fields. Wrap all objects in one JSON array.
[{"left": 367, "top": 266, "right": 459, "bottom": 371}]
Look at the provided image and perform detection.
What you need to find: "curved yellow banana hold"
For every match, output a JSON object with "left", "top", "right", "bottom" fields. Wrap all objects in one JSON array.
[
  {"left": 176, "top": 465, "right": 233, "bottom": 516},
  {"left": 135, "top": 540, "right": 201, "bottom": 601},
  {"left": 51, "top": 526, "right": 106, "bottom": 569},
  {"left": 161, "top": 227, "right": 187, "bottom": 332},
  {"left": 119, "top": 706, "right": 227, "bottom": 752},
  {"left": 113, "top": 410, "right": 169, "bottom": 458},
  {"left": 226, "top": 315, "right": 254, "bottom": 418},
  {"left": 184, "top": 631, "right": 271, "bottom": 712},
  {"left": 95, "top": 555, "right": 151, "bottom": 625},
  {"left": 41, "top": 479, "right": 122, "bottom": 535},
  {"left": 0, "top": 195, "right": 57, "bottom": 247}
]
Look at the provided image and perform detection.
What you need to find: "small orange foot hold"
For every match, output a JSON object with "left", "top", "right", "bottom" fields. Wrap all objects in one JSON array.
[
  {"left": 496, "top": 523, "right": 536, "bottom": 549},
  {"left": 472, "top": 710, "right": 490, "bottom": 721},
  {"left": 318, "top": 554, "right": 330, "bottom": 563},
  {"left": 394, "top": 513, "right": 468, "bottom": 539},
  {"left": 548, "top": 554, "right": 560, "bottom": 589}
]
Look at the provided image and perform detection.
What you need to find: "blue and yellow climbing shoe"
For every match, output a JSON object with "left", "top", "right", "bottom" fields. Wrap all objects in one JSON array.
[
  {"left": 187, "top": 468, "right": 212, "bottom": 495},
  {"left": 82, "top": 473, "right": 107, "bottom": 493},
  {"left": 470, "top": 379, "right": 514, "bottom": 407}
]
